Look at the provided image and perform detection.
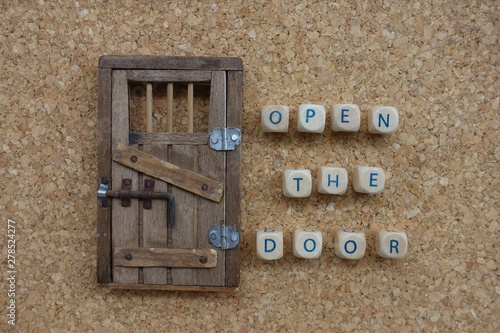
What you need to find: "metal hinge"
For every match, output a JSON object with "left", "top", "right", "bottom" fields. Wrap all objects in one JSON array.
[
  {"left": 209, "top": 220, "right": 240, "bottom": 250},
  {"left": 209, "top": 127, "right": 241, "bottom": 151}
]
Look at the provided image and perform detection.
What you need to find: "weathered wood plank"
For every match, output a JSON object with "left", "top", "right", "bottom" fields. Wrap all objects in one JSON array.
[
  {"left": 142, "top": 147, "right": 169, "bottom": 285},
  {"left": 225, "top": 71, "right": 243, "bottom": 288},
  {"left": 114, "top": 248, "right": 217, "bottom": 268},
  {"left": 99, "top": 284, "right": 238, "bottom": 292},
  {"left": 129, "top": 132, "right": 208, "bottom": 145},
  {"left": 197, "top": 71, "right": 227, "bottom": 286},
  {"left": 97, "top": 67, "right": 112, "bottom": 284},
  {"left": 127, "top": 70, "right": 211, "bottom": 83},
  {"left": 171, "top": 146, "right": 198, "bottom": 285},
  {"left": 100, "top": 55, "right": 243, "bottom": 71},
  {"left": 113, "top": 143, "right": 223, "bottom": 202},
  {"left": 111, "top": 70, "right": 139, "bottom": 284}
]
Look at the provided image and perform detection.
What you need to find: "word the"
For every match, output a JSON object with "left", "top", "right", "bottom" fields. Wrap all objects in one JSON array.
[
  {"left": 256, "top": 229, "right": 408, "bottom": 260},
  {"left": 283, "top": 166, "right": 385, "bottom": 198},
  {"left": 262, "top": 104, "right": 399, "bottom": 134}
]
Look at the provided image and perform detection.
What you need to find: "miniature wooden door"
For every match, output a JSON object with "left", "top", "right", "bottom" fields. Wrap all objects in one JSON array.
[{"left": 96, "top": 56, "right": 242, "bottom": 291}]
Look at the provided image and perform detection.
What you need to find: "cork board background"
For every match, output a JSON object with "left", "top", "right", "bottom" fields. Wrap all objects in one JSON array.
[{"left": 1, "top": 0, "right": 498, "bottom": 332}]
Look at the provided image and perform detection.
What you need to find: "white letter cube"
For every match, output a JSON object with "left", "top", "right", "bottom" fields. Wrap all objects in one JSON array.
[
  {"left": 375, "top": 229, "right": 408, "bottom": 259},
  {"left": 353, "top": 166, "right": 385, "bottom": 194},
  {"left": 256, "top": 229, "right": 283, "bottom": 260},
  {"left": 293, "top": 229, "right": 322, "bottom": 259},
  {"left": 335, "top": 229, "right": 366, "bottom": 260},
  {"left": 297, "top": 104, "right": 326, "bottom": 133},
  {"left": 283, "top": 169, "right": 312, "bottom": 198},
  {"left": 261, "top": 105, "right": 289, "bottom": 132},
  {"left": 317, "top": 166, "right": 348, "bottom": 195},
  {"left": 332, "top": 104, "right": 360, "bottom": 132},
  {"left": 368, "top": 106, "right": 399, "bottom": 134}
]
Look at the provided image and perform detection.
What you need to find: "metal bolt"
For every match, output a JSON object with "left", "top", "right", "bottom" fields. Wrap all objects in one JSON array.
[
  {"left": 210, "top": 232, "right": 217, "bottom": 240},
  {"left": 199, "top": 256, "right": 208, "bottom": 264},
  {"left": 211, "top": 136, "right": 219, "bottom": 144},
  {"left": 100, "top": 177, "right": 109, "bottom": 184},
  {"left": 125, "top": 253, "right": 133, "bottom": 261},
  {"left": 143, "top": 201, "right": 152, "bottom": 209},
  {"left": 145, "top": 179, "right": 154, "bottom": 188},
  {"left": 101, "top": 199, "right": 110, "bottom": 208},
  {"left": 130, "top": 155, "right": 138, "bottom": 163},
  {"left": 123, "top": 179, "right": 131, "bottom": 186},
  {"left": 231, "top": 134, "right": 238, "bottom": 141},
  {"left": 231, "top": 234, "right": 238, "bottom": 242},
  {"left": 202, "top": 184, "right": 208, "bottom": 191}
]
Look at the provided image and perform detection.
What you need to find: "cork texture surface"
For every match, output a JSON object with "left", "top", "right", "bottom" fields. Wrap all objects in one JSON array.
[{"left": 0, "top": 0, "right": 498, "bottom": 332}]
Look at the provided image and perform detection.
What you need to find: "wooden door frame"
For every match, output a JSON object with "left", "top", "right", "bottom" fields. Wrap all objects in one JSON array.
[{"left": 96, "top": 56, "right": 242, "bottom": 291}]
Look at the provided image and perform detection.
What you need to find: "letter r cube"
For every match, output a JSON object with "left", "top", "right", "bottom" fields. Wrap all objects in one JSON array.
[
  {"left": 375, "top": 229, "right": 408, "bottom": 258},
  {"left": 256, "top": 229, "right": 283, "bottom": 260}
]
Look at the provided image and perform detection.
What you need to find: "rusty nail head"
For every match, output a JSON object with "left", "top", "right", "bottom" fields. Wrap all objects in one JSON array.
[
  {"left": 145, "top": 179, "right": 154, "bottom": 188},
  {"left": 102, "top": 199, "right": 110, "bottom": 208},
  {"left": 123, "top": 179, "right": 131, "bottom": 186},
  {"left": 125, "top": 253, "right": 133, "bottom": 261},
  {"left": 202, "top": 184, "right": 208, "bottom": 191},
  {"left": 100, "top": 177, "right": 109, "bottom": 184},
  {"left": 130, "top": 155, "right": 138, "bottom": 163},
  {"left": 143, "top": 201, "right": 152, "bottom": 209},
  {"left": 199, "top": 256, "right": 208, "bottom": 264}
]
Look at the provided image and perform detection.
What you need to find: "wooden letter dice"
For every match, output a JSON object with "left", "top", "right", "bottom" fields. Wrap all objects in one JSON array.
[
  {"left": 317, "top": 166, "right": 348, "bottom": 195},
  {"left": 334, "top": 229, "right": 366, "bottom": 260},
  {"left": 261, "top": 105, "right": 289, "bottom": 132},
  {"left": 293, "top": 229, "right": 322, "bottom": 259},
  {"left": 283, "top": 169, "right": 312, "bottom": 198},
  {"left": 297, "top": 104, "right": 326, "bottom": 133},
  {"left": 375, "top": 229, "right": 408, "bottom": 259},
  {"left": 332, "top": 104, "right": 360, "bottom": 132},
  {"left": 353, "top": 166, "right": 385, "bottom": 194},
  {"left": 256, "top": 229, "right": 283, "bottom": 260},
  {"left": 368, "top": 106, "right": 399, "bottom": 134}
]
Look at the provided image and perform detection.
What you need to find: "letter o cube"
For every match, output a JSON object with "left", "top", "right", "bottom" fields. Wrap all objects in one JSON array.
[
  {"left": 353, "top": 166, "right": 385, "bottom": 194},
  {"left": 334, "top": 229, "right": 366, "bottom": 260},
  {"left": 261, "top": 105, "right": 289, "bottom": 132},
  {"left": 256, "top": 229, "right": 283, "bottom": 260},
  {"left": 317, "top": 166, "right": 348, "bottom": 195},
  {"left": 375, "top": 229, "right": 408, "bottom": 259},
  {"left": 368, "top": 106, "right": 399, "bottom": 134},
  {"left": 283, "top": 169, "right": 312, "bottom": 198},
  {"left": 332, "top": 104, "right": 361, "bottom": 132},
  {"left": 293, "top": 229, "right": 322, "bottom": 259},
  {"left": 297, "top": 104, "right": 326, "bottom": 133}
]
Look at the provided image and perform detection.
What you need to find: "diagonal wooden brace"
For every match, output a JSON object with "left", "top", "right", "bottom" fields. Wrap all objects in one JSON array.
[{"left": 113, "top": 143, "right": 223, "bottom": 202}]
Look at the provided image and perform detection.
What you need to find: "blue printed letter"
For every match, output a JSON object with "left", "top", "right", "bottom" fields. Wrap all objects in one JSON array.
[
  {"left": 341, "top": 109, "right": 349, "bottom": 123},
  {"left": 369, "top": 173, "right": 378, "bottom": 187},
  {"left": 265, "top": 239, "right": 276, "bottom": 253},
  {"left": 328, "top": 174, "right": 339, "bottom": 187},
  {"left": 304, "top": 239, "right": 317, "bottom": 252},
  {"left": 378, "top": 113, "right": 390, "bottom": 128},
  {"left": 269, "top": 110, "right": 282, "bottom": 125},
  {"left": 389, "top": 240, "right": 399, "bottom": 254},
  {"left": 306, "top": 109, "right": 315, "bottom": 123},
  {"left": 293, "top": 177, "right": 303, "bottom": 192},
  {"left": 344, "top": 240, "right": 357, "bottom": 254}
]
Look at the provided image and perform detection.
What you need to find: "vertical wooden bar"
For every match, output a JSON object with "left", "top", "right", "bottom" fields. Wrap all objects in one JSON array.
[
  {"left": 146, "top": 83, "right": 153, "bottom": 132},
  {"left": 225, "top": 70, "right": 243, "bottom": 287},
  {"left": 188, "top": 83, "right": 194, "bottom": 133},
  {"left": 170, "top": 145, "right": 197, "bottom": 285},
  {"left": 142, "top": 146, "right": 169, "bottom": 285},
  {"left": 112, "top": 70, "right": 139, "bottom": 284},
  {"left": 167, "top": 83, "right": 173, "bottom": 132},
  {"left": 197, "top": 71, "right": 226, "bottom": 286},
  {"left": 97, "top": 67, "right": 112, "bottom": 283}
]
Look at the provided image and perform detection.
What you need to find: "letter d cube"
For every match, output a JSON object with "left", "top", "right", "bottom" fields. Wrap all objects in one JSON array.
[{"left": 256, "top": 229, "right": 283, "bottom": 260}]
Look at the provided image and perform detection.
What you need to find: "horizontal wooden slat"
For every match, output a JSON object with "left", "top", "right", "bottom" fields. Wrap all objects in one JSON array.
[
  {"left": 113, "top": 143, "right": 223, "bottom": 202},
  {"left": 99, "top": 56, "right": 243, "bottom": 71},
  {"left": 127, "top": 70, "right": 212, "bottom": 83},
  {"left": 129, "top": 132, "right": 208, "bottom": 145},
  {"left": 114, "top": 248, "right": 217, "bottom": 268},
  {"left": 98, "top": 284, "right": 238, "bottom": 292}
]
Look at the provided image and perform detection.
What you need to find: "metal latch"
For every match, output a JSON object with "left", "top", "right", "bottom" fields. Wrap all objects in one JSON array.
[
  {"left": 209, "top": 220, "right": 240, "bottom": 250},
  {"left": 97, "top": 179, "right": 176, "bottom": 226},
  {"left": 209, "top": 127, "right": 241, "bottom": 151}
]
